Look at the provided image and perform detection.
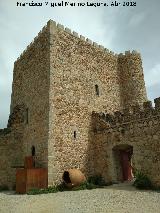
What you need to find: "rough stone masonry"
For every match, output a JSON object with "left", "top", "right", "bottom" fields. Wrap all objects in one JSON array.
[{"left": 0, "top": 19, "right": 159, "bottom": 189}]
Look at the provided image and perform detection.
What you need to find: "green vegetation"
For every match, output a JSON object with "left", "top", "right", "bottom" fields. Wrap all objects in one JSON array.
[
  {"left": 27, "top": 175, "right": 109, "bottom": 195},
  {"left": 72, "top": 181, "right": 97, "bottom": 191},
  {"left": 151, "top": 186, "right": 160, "bottom": 193},
  {"left": 133, "top": 171, "right": 152, "bottom": 189},
  {"left": 0, "top": 185, "right": 9, "bottom": 191},
  {"left": 27, "top": 182, "right": 69, "bottom": 195},
  {"left": 88, "top": 175, "right": 108, "bottom": 187}
]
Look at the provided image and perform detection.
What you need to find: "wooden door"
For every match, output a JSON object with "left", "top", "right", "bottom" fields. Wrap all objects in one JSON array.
[{"left": 120, "top": 151, "right": 132, "bottom": 181}]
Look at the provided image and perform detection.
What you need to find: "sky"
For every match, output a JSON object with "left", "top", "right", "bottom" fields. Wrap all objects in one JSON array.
[{"left": 0, "top": 0, "right": 160, "bottom": 128}]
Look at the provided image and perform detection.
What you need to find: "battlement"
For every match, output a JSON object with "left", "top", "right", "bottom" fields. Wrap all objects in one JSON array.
[
  {"left": 7, "top": 104, "right": 26, "bottom": 128},
  {"left": 15, "top": 24, "right": 48, "bottom": 63},
  {"left": 49, "top": 20, "right": 141, "bottom": 58},
  {"left": 92, "top": 97, "right": 160, "bottom": 127},
  {"left": 15, "top": 19, "right": 140, "bottom": 63},
  {"left": 0, "top": 128, "right": 11, "bottom": 136},
  {"left": 118, "top": 50, "right": 141, "bottom": 58}
]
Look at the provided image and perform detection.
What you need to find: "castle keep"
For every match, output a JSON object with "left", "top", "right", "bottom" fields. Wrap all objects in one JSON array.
[{"left": 0, "top": 20, "right": 160, "bottom": 189}]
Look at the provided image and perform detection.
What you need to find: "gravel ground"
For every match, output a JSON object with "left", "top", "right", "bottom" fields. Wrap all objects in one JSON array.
[{"left": 0, "top": 183, "right": 160, "bottom": 213}]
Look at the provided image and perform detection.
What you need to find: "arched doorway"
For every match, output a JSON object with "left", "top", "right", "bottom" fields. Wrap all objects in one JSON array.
[{"left": 112, "top": 144, "right": 133, "bottom": 182}]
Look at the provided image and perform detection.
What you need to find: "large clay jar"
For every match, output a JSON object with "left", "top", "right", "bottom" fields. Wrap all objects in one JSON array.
[{"left": 62, "top": 169, "right": 86, "bottom": 188}]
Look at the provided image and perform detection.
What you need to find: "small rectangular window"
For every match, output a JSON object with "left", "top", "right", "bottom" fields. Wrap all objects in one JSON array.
[
  {"left": 95, "top": 84, "right": 99, "bottom": 96},
  {"left": 74, "top": 131, "right": 76, "bottom": 139},
  {"left": 26, "top": 108, "right": 29, "bottom": 124}
]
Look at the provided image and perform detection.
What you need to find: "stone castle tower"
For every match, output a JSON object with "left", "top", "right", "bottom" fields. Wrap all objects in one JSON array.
[{"left": 1, "top": 20, "right": 160, "bottom": 189}]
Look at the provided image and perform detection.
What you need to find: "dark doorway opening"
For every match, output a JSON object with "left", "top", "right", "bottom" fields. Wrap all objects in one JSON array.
[
  {"left": 31, "top": 146, "right": 36, "bottom": 168},
  {"left": 120, "top": 149, "right": 133, "bottom": 181},
  {"left": 62, "top": 171, "right": 71, "bottom": 184},
  {"left": 112, "top": 144, "right": 133, "bottom": 182},
  {"left": 31, "top": 146, "right": 35, "bottom": 156}
]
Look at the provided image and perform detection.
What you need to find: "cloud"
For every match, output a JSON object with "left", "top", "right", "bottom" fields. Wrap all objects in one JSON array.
[
  {"left": 129, "top": 12, "right": 146, "bottom": 27},
  {"left": 147, "top": 82, "right": 160, "bottom": 105},
  {"left": 145, "top": 64, "right": 160, "bottom": 87}
]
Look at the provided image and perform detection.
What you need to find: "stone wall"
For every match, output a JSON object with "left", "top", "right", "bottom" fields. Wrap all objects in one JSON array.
[
  {"left": 92, "top": 97, "right": 160, "bottom": 186},
  {"left": 47, "top": 20, "right": 147, "bottom": 185},
  {"left": 10, "top": 24, "right": 50, "bottom": 168},
  {"left": 118, "top": 52, "right": 148, "bottom": 108},
  {"left": 0, "top": 130, "right": 24, "bottom": 189},
  {"left": 48, "top": 20, "right": 122, "bottom": 185}
]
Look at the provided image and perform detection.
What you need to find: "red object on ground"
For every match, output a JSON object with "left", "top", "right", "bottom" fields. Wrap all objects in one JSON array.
[
  {"left": 24, "top": 156, "right": 35, "bottom": 169},
  {"left": 16, "top": 168, "right": 48, "bottom": 194}
]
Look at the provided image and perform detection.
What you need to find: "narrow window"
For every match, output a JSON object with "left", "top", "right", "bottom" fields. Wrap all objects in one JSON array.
[
  {"left": 95, "top": 84, "right": 99, "bottom": 96},
  {"left": 26, "top": 108, "right": 29, "bottom": 124},
  {"left": 74, "top": 131, "right": 76, "bottom": 139},
  {"left": 31, "top": 146, "right": 35, "bottom": 156}
]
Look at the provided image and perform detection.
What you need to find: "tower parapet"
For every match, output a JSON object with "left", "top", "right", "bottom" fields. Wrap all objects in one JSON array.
[
  {"left": 118, "top": 50, "right": 148, "bottom": 108},
  {"left": 15, "top": 19, "right": 118, "bottom": 64}
]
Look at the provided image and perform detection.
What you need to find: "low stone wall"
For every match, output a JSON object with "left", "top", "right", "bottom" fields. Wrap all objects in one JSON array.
[
  {"left": 92, "top": 97, "right": 160, "bottom": 186},
  {"left": 0, "top": 130, "right": 24, "bottom": 189}
]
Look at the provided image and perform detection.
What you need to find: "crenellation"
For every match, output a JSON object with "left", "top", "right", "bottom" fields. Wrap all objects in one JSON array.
[
  {"left": 104, "top": 48, "right": 109, "bottom": 53},
  {"left": 41, "top": 25, "right": 47, "bottom": 33},
  {"left": 95, "top": 98, "right": 160, "bottom": 128},
  {"left": 57, "top": 23, "right": 64, "bottom": 30},
  {"left": 118, "top": 53, "right": 124, "bottom": 57},
  {"left": 38, "top": 30, "right": 41, "bottom": 36},
  {"left": 132, "top": 50, "right": 138, "bottom": 54},
  {"left": 0, "top": 128, "right": 11, "bottom": 136},
  {"left": 154, "top": 97, "right": 160, "bottom": 111},
  {"left": 86, "top": 38, "right": 92, "bottom": 44},
  {"left": 99, "top": 45, "right": 105, "bottom": 50},
  {"left": 93, "top": 42, "right": 98, "bottom": 47},
  {"left": 80, "top": 35, "right": 85, "bottom": 41},
  {"left": 34, "top": 35, "right": 39, "bottom": 42},
  {"left": 143, "top": 101, "right": 153, "bottom": 111},
  {"left": 110, "top": 51, "right": 114, "bottom": 54},
  {"left": 125, "top": 50, "right": 130, "bottom": 55},
  {"left": 72, "top": 31, "right": 79, "bottom": 38},
  {"left": 14, "top": 20, "right": 129, "bottom": 65},
  {"left": 47, "top": 20, "right": 56, "bottom": 33},
  {"left": 65, "top": 27, "right": 72, "bottom": 34}
]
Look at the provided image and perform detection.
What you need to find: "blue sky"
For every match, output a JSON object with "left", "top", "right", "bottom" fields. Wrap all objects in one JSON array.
[{"left": 0, "top": 0, "right": 160, "bottom": 128}]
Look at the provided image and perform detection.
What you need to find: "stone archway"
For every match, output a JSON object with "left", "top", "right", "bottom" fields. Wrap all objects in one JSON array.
[{"left": 112, "top": 144, "right": 133, "bottom": 183}]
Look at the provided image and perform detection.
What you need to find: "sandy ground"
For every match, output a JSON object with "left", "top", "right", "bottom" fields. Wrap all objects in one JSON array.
[{"left": 0, "top": 183, "right": 160, "bottom": 213}]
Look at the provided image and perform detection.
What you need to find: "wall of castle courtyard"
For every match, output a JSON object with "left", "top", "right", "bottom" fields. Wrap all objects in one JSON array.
[
  {"left": 0, "top": 130, "right": 24, "bottom": 189},
  {"left": 92, "top": 98, "right": 160, "bottom": 186}
]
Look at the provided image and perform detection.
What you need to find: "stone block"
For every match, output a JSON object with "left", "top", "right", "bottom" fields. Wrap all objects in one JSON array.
[
  {"left": 125, "top": 50, "right": 130, "bottom": 55},
  {"left": 99, "top": 45, "right": 104, "bottom": 50},
  {"left": 93, "top": 42, "right": 98, "bottom": 47},
  {"left": 65, "top": 27, "right": 72, "bottom": 34},
  {"left": 73, "top": 31, "right": 79, "bottom": 38},
  {"left": 154, "top": 97, "right": 160, "bottom": 111},
  {"left": 57, "top": 23, "right": 64, "bottom": 30},
  {"left": 80, "top": 35, "right": 85, "bottom": 41},
  {"left": 143, "top": 101, "right": 153, "bottom": 111},
  {"left": 86, "top": 38, "right": 92, "bottom": 44}
]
